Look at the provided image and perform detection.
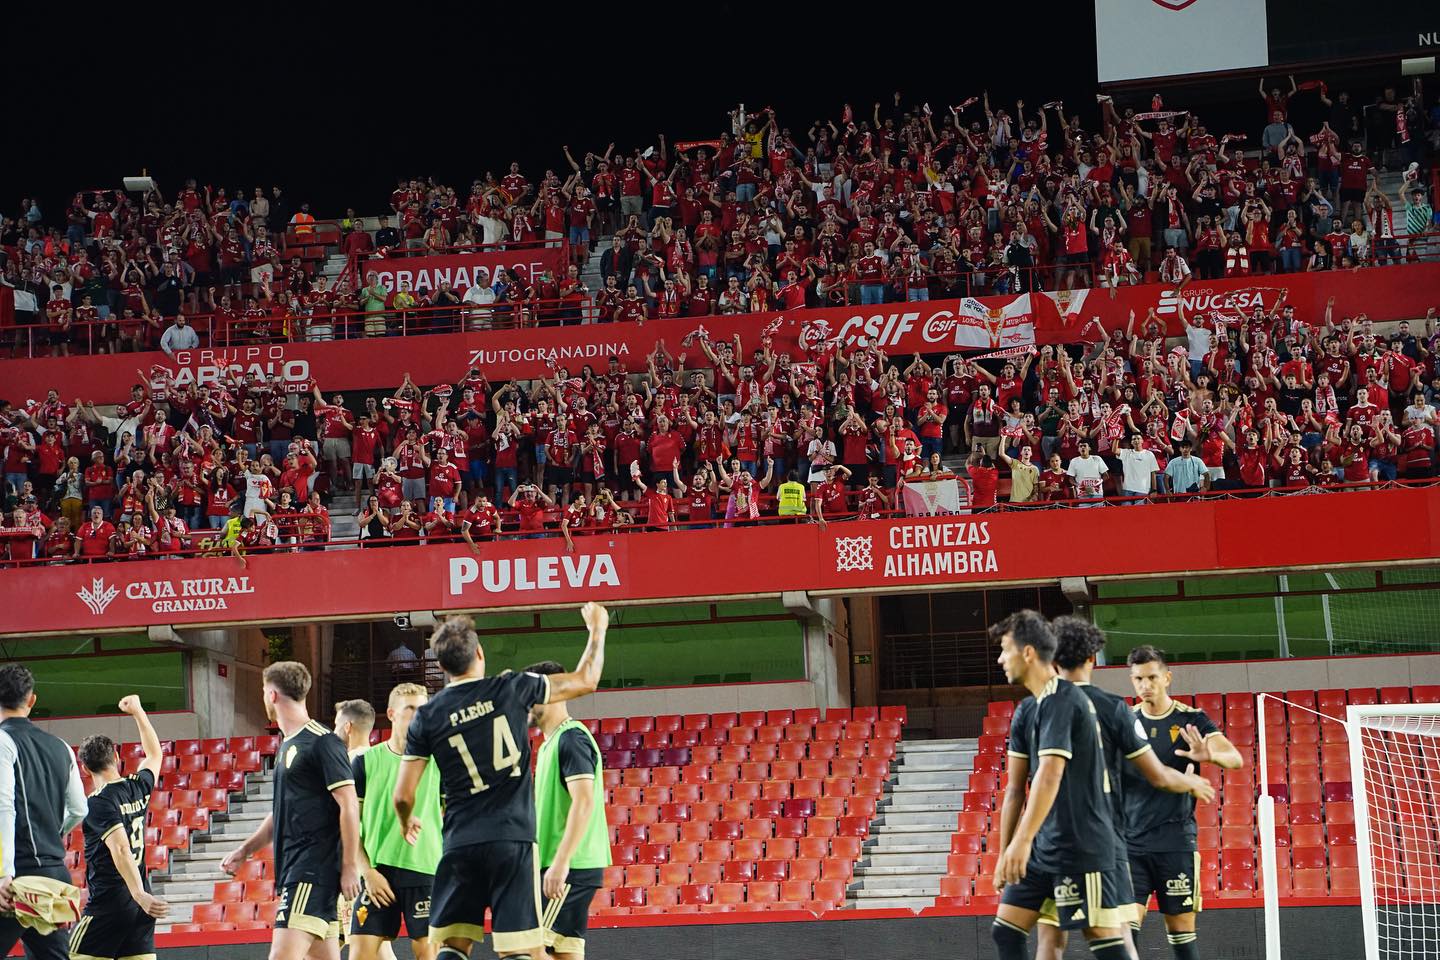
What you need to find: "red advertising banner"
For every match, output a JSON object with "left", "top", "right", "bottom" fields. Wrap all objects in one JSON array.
[
  {"left": 2, "top": 487, "right": 1435, "bottom": 638},
  {"left": 0, "top": 263, "right": 1434, "bottom": 402},
  {"left": 362, "top": 246, "right": 568, "bottom": 294}
]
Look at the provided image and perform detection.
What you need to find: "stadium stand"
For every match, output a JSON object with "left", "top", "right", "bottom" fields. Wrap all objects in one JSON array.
[
  {"left": 2, "top": 72, "right": 1437, "bottom": 562},
  {"left": 61, "top": 709, "right": 906, "bottom": 928}
]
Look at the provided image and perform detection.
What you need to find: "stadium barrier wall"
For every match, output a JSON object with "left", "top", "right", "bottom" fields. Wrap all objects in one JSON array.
[
  {"left": 1, "top": 261, "right": 1435, "bottom": 399},
  {"left": 131, "top": 904, "right": 1360, "bottom": 960},
  {"left": 4, "top": 486, "right": 1436, "bottom": 637}
]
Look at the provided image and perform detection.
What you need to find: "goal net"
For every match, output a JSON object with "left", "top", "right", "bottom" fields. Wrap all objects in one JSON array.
[{"left": 1351, "top": 706, "right": 1440, "bottom": 960}]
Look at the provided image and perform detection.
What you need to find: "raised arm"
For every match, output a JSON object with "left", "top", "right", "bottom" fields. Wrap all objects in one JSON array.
[{"left": 543, "top": 603, "right": 610, "bottom": 702}]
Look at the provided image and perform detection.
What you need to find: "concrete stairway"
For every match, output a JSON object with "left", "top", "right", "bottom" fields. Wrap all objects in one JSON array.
[
  {"left": 152, "top": 771, "right": 274, "bottom": 927},
  {"left": 848, "top": 737, "right": 976, "bottom": 911}
]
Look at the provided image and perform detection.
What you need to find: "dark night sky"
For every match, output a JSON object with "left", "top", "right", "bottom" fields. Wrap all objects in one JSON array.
[
  {"left": 7, "top": 5, "right": 1401, "bottom": 222},
  {"left": 8, "top": 7, "right": 1102, "bottom": 219}
]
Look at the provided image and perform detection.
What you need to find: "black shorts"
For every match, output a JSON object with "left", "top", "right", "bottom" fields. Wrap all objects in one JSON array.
[
  {"left": 540, "top": 867, "right": 603, "bottom": 956},
  {"left": 351, "top": 866, "right": 434, "bottom": 941},
  {"left": 429, "top": 840, "right": 541, "bottom": 955},
  {"left": 544, "top": 464, "right": 573, "bottom": 488},
  {"left": 1340, "top": 187, "right": 1366, "bottom": 203},
  {"left": 275, "top": 880, "right": 341, "bottom": 940},
  {"left": 1130, "top": 850, "right": 1202, "bottom": 915},
  {"left": 1000, "top": 862, "right": 1133, "bottom": 930},
  {"left": 69, "top": 901, "right": 155, "bottom": 959}
]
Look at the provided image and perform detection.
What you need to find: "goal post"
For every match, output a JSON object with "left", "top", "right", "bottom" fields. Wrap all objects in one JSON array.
[{"left": 1347, "top": 704, "right": 1440, "bottom": 960}]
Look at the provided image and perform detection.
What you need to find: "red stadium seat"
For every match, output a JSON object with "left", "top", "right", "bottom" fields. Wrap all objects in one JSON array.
[
  {"left": 636, "top": 843, "right": 669, "bottom": 864},
  {"left": 646, "top": 885, "right": 679, "bottom": 908},
  {"left": 722, "top": 861, "right": 754, "bottom": 883},
  {"left": 670, "top": 841, "right": 702, "bottom": 865},
  {"left": 799, "top": 837, "right": 831, "bottom": 860},
  {"left": 218, "top": 903, "right": 253, "bottom": 926},
  {"left": 625, "top": 864, "right": 657, "bottom": 887},
  {"left": 679, "top": 883, "right": 713, "bottom": 906},
  {"left": 234, "top": 860, "right": 268, "bottom": 882},
  {"left": 190, "top": 903, "right": 224, "bottom": 924}
]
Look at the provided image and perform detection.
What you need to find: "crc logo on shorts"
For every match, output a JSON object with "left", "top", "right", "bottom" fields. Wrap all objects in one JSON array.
[
  {"left": 1167, "top": 874, "right": 1194, "bottom": 896},
  {"left": 1054, "top": 877, "right": 1082, "bottom": 907},
  {"left": 413, "top": 898, "right": 431, "bottom": 919},
  {"left": 77, "top": 578, "right": 119, "bottom": 616},
  {"left": 355, "top": 905, "right": 368, "bottom": 926},
  {"left": 834, "top": 535, "right": 874, "bottom": 572}
]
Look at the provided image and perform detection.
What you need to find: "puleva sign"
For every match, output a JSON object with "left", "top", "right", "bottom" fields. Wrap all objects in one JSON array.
[{"left": 448, "top": 553, "right": 621, "bottom": 595}]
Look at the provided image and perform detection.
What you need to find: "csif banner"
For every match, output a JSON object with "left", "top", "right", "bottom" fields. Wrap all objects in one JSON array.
[{"left": 0, "top": 262, "right": 1435, "bottom": 401}]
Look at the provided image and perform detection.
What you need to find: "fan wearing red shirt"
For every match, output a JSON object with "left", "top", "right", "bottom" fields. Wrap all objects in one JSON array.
[
  {"left": 428, "top": 449, "right": 462, "bottom": 511},
  {"left": 458, "top": 496, "right": 501, "bottom": 554},
  {"left": 966, "top": 452, "right": 999, "bottom": 508},
  {"left": 811, "top": 465, "right": 853, "bottom": 524},
  {"left": 915, "top": 390, "right": 949, "bottom": 459},
  {"left": 509, "top": 483, "right": 555, "bottom": 539},
  {"left": 1237, "top": 431, "right": 1269, "bottom": 488},
  {"left": 76, "top": 507, "right": 115, "bottom": 559},
  {"left": 43, "top": 518, "right": 77, "bottom": 560},
  {"left": 1338, "top": 145, "right": 1373, "bottom": 218},
  {"left": 420, "top": 497, "right": 455, "bottom": 542},
  {"left": 635, "top": 475, "right": 675, "bottom": 530},
  {"left": 647, "top": 417, "right": 685, "bottom": 484}
]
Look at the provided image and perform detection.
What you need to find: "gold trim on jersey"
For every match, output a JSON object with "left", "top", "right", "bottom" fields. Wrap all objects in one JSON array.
[
  {"left": 327, "top": 778, "right": 355, "bottom": 792},
  {"left": 429, "top": 923, "right": 487, "bottom": 943},
  {"left": 1136, "top": 700, "right": 1201, "bottom": 721},
  {"left": 1037, "top": 748, "right": 1073, "bottom": 759},
  {"left": 546, "top": 932, "right": 586, "bottom": 956},
  {"left": 563, "top": 773, "right": 595, "bottom": 784},
  {"left": 117, "top": 954, "right": 158, "bottom": 960},
  {"left": 1037, "top": 676, "right": 1059, "bottom": 701},
  {"left": 99, "top": 822, "right": 125, "bottom": 841},
  {"left": 1193, "top": 850, "right": 1204, "bottom": 913},
  {"left": 1125, "top": 744, "right": 1154, "bottom": 760},
  {"left": 541, "top": 882, "right": 571, "bottom": 931},
  {"left": 306, "top": 721, "right": 331, "bottom": 735},
  {"left": 492, "top": 928, "right": 545, "bottom": 953},
  {"left": 280, "top": 881, "right": 339, "bottom": 939},
  {"left": 68, "top": 915, "right": 93, "bottom": 954}
]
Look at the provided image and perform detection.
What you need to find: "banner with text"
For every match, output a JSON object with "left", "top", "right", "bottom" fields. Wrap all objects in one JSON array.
[
  {"left": 0, "top": 262, "right": 1435, "bottom": 402},
  {"left": 1, "top": 487, "right": 1433, "bottom": 637},
  {"left": 363, "top": 246, "right": 569, "bottom": 293}
]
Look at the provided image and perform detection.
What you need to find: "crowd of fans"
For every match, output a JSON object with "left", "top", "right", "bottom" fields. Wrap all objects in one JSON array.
[
  {"left": 0, "top": 76, "right": 1437, "bottom": 563},
  {"left": 1, "top": 287, "right": 1438, "bottom": 564},
  {"left": 2, "top": 77, "right": 1436, "bottom": 354}
]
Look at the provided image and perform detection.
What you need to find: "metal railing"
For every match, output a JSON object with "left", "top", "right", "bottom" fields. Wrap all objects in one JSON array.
[{"left": 2, "top": 477, "right": 1434, "bottom": 569}]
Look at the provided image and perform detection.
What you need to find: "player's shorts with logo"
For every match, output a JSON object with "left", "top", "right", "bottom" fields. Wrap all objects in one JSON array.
[
  {"left": 350, "top": 865, "right": 433, "bottom": 940},
  {"left": 429, "top": 840, "right": 542, "bottom": 954},
  {"left": 1130, "top": 850, "right": 1202, "bottom": 915},
  {"left": 1001, "top": 862, "right": 1134, "bottom": 930},
  {"left": 540, "top": 867, "right": 604, "bottom": 957},
  {"left": 275, "top": 881, "right": 340, "bottom": 939},
  {"left": 68, "top": 902, "right": 155, "bottom": 960}
]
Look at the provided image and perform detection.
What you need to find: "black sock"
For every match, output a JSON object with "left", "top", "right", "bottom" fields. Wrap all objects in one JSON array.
[
  {"left": 1167, "top": 930, "right": 1200, "bottom": 960},
  {"left": 992, "top": 918, "right": 1030, "bottom": 960},
  {"left": 1089, "top": 935, "right": 1130, "bottom": 960},
  {"left": 436, "top": 948, "right": 468, "bottom": 960}
]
